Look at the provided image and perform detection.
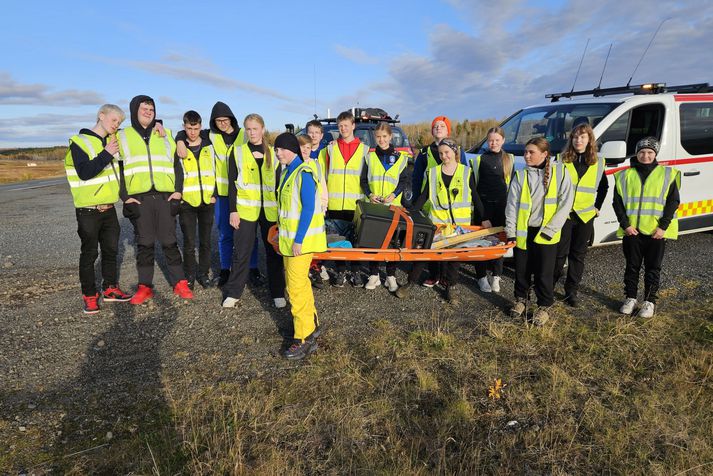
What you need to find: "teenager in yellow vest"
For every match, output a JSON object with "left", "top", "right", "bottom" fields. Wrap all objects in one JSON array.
[
  {"left": 505, "top": 137, "right": 573, "bottom": 326},
  {"left": 553, "top": 122, "right": 608, "bottom": 307},
  {"left": 612, "top": 137, "right": 680, "bottom": 318},
  {"left": 221, "top": 114, "right": 286, "bottom": 308},
  {"left": 65, "top": 104, "right": 133, "bottom": 314},
  {"left": 274, "top": 133, "right": 327, "bottom": 360}
]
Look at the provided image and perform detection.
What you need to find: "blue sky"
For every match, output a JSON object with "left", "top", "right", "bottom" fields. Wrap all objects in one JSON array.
[{"left": 2, "top": 0, "right": 712, "bottom": 147}]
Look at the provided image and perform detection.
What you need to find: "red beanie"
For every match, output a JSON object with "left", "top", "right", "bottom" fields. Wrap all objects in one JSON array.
[{"left": 431, "top": 116, "right": 452, "bottom": 135}]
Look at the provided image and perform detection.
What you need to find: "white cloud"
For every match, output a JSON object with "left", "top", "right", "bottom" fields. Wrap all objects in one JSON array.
[
  {"left": 334, "top": 44, "right": 380, "bottom": 65},
  {"left": 0, "top": 72, "right": 105, "bottom": 106}
]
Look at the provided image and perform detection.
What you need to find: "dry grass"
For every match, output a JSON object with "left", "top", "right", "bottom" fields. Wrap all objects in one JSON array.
[
  {"left": 401, "top": 118, "right": 501, "bottom": 150},
  {"left": 0, "top": 159, "right": 65, "bottom": 183}
]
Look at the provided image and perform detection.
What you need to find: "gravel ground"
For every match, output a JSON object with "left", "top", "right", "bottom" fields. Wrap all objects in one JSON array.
[{"left": 1, "top": 181, "right": 712, "bottom": 470}]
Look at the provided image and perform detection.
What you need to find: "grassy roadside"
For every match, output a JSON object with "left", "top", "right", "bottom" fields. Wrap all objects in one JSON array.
[{"left": 0, "top": 159, "right": 65, "bottom": 184}]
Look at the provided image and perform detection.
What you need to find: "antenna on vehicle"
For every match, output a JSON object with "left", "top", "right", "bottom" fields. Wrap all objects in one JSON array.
[
  {"left": 570, "top": 38, "right": 590, "bottom": 93},
  {"left": 627, "top": 18, "right": 668, "bottom": 86},
  {"left": 597, "top": 43, "right": 613, "bottom": 90},
  {"left": 313, "top": 64, "right": 317, "bottom": 115}
]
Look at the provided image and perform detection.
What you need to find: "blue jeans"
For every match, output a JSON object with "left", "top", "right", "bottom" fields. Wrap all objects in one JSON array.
[{"left": 215, "top": 196, "right": 259, "bottom": 270}]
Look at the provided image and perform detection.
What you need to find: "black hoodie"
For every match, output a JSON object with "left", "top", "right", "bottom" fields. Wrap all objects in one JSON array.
[
  {"left": 175, "top": 101, "right": 241, "bottom": 145},
  {"left": 129, "top": 94, "right": 156, "bottom": 141}
]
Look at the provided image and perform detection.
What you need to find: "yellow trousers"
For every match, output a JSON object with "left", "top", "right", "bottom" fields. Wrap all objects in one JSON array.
[{"left": 284, "top": 253, "right": 319, "bottom": 341}]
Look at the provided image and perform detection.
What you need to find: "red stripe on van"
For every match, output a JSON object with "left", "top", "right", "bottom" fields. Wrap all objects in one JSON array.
[
  {"left": 605, "top": 155, "right": 713, "bottom": 175},
  {"left": 674, "top": 94, "right": 713, "bottom": 102}
]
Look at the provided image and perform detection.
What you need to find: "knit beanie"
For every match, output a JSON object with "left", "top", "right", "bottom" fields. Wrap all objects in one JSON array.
[
  {"left": 274, "top": 132, "right": 301, "bottom": 157},
  {"left": 635, "top": 136, "right": 660, "bottom": 155},
  {"left": 431, "top": 116, "right": 452, "bottom": 135},
  {"left": 439, "top": 137, "right": 459, "bottom": 155}
]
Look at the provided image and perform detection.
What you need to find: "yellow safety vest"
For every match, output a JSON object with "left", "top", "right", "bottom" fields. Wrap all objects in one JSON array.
[
  {"left": 614, "top": 166, "right": 680, "bottom": 239},
  {"left": 428, "top": 163, "right": 472, "bottom": 225},
  {"left": 64, "top": 134, "right": 120, "bottom": 208},
  {"left": 117, "top": 127, "right": 176, "bottom": 195},
  {"left": 514, "top": 163, "right": 565, "bottom": 250},
  {"left": 470, "top": 153, "right": 514, "bottom": 187},
  {"left": 366, "top": 151, "right": 408, "bottom": 206},
  {"left": 316, "top": 148, "right": 327, "bottom": 181},
  {"left": 210, "top": 128, "right": 246, "bottom": 196},
  {"left": 180, "top": 144, "right": 216, "bottom": 207},
  {"left": 277, "top": 162, "right": 327, "bottom": 256},
  {"left": 326, "top": 142, "right": 367, "bottom": 211},
  {"left": 233, "top": 143, "right": 278, "bottom": 222},
  {"left": 562, "top": 156, "right": 605, "bottom": 223}
]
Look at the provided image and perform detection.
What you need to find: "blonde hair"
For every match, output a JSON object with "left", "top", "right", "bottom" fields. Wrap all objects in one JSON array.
[
  {"left": 297, "top": 134, "right": 311, "bottom": 146},
  {"left": 485, "top": 126, "right": 513, "bottom": 181},
  {"left": 97, "top": 104, "right": 125, "bottom": 123},
  {"left": 562, "top": 123, "right": 597, "bottom": 166},
  {"left": 243, "top": 113, "right": 272, "bottom": 168},
  {"left": 374, "top": 122, "right": 393, "bottom": 135}
]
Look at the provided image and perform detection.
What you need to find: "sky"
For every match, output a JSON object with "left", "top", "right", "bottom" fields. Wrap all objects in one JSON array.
[{"left": 2, "top": 0, "right": 712, "bottom": 148}]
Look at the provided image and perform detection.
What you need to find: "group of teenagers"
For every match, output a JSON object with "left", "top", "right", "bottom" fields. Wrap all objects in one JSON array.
[{"left": 66, "top": 95, "right": 681, "bottom": 359}]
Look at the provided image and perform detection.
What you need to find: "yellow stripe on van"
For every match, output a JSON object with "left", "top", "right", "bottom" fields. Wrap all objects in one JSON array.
[{"left": 678, "top": 199, "right": 713, "bottom": 217}]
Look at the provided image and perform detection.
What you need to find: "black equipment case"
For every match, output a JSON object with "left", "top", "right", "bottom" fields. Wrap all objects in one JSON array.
[{"left": 353, "top": 201, "right": 436, "bottom": 249}]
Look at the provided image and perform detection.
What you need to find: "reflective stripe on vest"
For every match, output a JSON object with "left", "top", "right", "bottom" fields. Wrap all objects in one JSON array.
[
  {"left": 470, "top": 153, "right": 514, "bottom": 188},
  {"left": 64, "top": 134, "right": 120, "bottom": 208},
  {"left": 234, "top": 143, "right": 278, "bottom": 221},
  {"left": 210, "top": 128, "right": 246, "bottom": 196},
  {"left": 514, "top": 163, "right": 564, "bottom": 250},
  {"left": 428, "top": 163, "right": 472, "bottom": 225},
  {"left": 117, "top": 127, "right": 176, "bottom": 194},
  {"left": 615, "top": 166, "right": 680, "bottom": 239},
  {"left": 563, "top": 156, "right": 604, "bottom": 223},
  {"left": 180, "top": 144, "right": 216, "bottom": 207},
  {"left": 366, "top": 151, "right": 408, "bottom": 206},
  {"left": 326, "top": 142, "right": 366, "bottom": 211},
  {"left": 278, "top": 163, "right": 327, "bottom": 256}
]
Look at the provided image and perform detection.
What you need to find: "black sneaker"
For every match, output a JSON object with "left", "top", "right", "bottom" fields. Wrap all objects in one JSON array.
[
  {"left": 187, "top": 279, "right": 195, "bottom": 290},
  {"left": 332, "top": 271, "right": 347, "bottom": 287},
  {"left": 283, "top": 338, "right": 318, "bottom": 360},
  {"left": 197, "top": 275, "right": 212, "bottom": 289},
  {"left": 309, "top": 268, "right": 324, "bottom": 289},
  {"left": 351, "top": 271, "right": 365, "bottom": 287},
  {"left": 249, "top": 268, "right": 265, "bottom": 286},
  {"left": 564, "top": 293, "right": 579, "bottom": 308},
  {"left": 217, "top": 269, "right": 230, "bottom": 287}
]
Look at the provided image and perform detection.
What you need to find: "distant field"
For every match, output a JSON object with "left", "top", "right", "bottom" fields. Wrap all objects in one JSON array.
[{"left": 0, "top": 159, "right": 65, "bottom": 184}]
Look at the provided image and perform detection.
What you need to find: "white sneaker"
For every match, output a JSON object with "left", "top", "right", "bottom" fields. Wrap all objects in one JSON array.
[
  {"left": 222, "top": 297, "right": 239, "bottom": 308},
  {"left": 638, "top": 300, "right": 655, "bottom": 318},
  {"left": 274, "top": 297, "right": 287, "bottom": 308},
  {"left": 478, "top": 276, "right": 492, "bottom": 293},
  {"left": 490, "top": 275, "right": 501, "bottom": 293},
  {"left": 320, "top": 265, "right": 330, "bottom": 281},
  {"left": 619, "top": 298, "right": 638, "bottom": 315},
  {"left": 365, "top": 274, "right": 381, "bottom": 290},
  {"left": 385, "top": 276, "right": 399, "bottom": 292}
]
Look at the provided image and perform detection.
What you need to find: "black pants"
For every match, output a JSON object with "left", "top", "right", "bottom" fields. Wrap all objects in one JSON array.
[
  {"left": 408, "top": 261, "right": 460, "bottom": 286},
  {"left": 134, "top": 192, "right": 184, "bottom": 286},
  {"left": 553, "top": 215, "right": 594, "bottom": 296},
  {"left": 369, "top": 261, "right": 397, "bottom": 277},
  {"left": 475, "top": 198, "right": 505, "bottom": 278},
  {"left": 76, "top": 207, "right": 120, "bottom": 295},
  {"left": 622, "top": 234, "right": 666, "bottom": 303},
  {"left": 179, "top": 202, "right": 214, "bottom": 280},
  {"left": 514, "top": 227, "right": 557, "bottom": 307},
  {"left": 223, "top": 210, "right": 285, "bottom": 300}
]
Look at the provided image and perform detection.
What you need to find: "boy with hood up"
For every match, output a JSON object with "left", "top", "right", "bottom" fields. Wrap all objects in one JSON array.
[{"left": 118, "top": 94, "right": 193, "bottom": 304}]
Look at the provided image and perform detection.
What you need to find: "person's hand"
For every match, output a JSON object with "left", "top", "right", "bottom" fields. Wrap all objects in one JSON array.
[
  {"left": 125, "top": 197, "right": 141, "bottom": 205},
  {"left": 652, "top": 227, "right": 665, "bottom": 239},
  {"left": 176, "top": 140, "right": 188, "bottom": 159},
  {"left": 230, "top": 212, "right": 240, "bottom": 229},
  {"left": 292, "top": 243, "right": 302, "bottom": 256},
  {"left": 384, "top": 193, "right": 395, "bottom": 204},
  {"left": 105, "top": 136, "right": 119, "bottom": 156},
  {"left": 595, "top": 208, "right": 600, "bottom": 217},
  {"left": 168, "top": 192, "right": 182, "bottom": 201},
  {"left": 368, "top": 193, "right": 380, "bottom": 203},
  {"left": 154, "top": 122, "right": 166, "bottom": 137},
  {"left": 625, "top": 226, "right": 639, "bottom": 236},
  {"left": 210, "top": 197, "right": 217, "bottom": 204},
  {"left": 481, "top": 219, "right": 492, "bottom": 229}
]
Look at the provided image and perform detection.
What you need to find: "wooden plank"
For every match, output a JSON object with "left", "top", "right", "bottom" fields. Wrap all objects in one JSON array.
[{"left": 430, "top": 226, "right": 504, "bottom": 249}]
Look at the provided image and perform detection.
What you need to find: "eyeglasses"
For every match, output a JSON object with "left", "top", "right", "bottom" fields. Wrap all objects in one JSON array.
[{"left": 215, "top": 118, "right": 231, "bottom": 124}]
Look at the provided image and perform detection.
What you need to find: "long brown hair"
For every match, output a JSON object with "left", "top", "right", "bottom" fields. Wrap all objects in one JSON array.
[
  {"left": 525, "top": 137, "right": 552, "bottom": 189},
  {"left": 561, "top": 123, "right": 597, "bottom": 166},
  {"left": 244, "top": 113, "right": 272, "bottom": 168},
  {"left": 486, "top": 126, "right": 513, "bottom": 180}
]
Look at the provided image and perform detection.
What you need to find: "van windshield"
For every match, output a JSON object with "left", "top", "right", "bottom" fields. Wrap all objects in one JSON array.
[{"left": 471, "top": 102, "right": 621, "bottom": 155}]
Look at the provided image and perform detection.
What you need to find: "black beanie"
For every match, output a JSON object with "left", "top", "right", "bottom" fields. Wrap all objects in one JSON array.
[{"left": 274, "top": 132, "right": 301, "bottom": 157}]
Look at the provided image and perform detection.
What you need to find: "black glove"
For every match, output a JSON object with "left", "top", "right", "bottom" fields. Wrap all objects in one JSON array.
[
  {"left": 122, "top": 202, "right": 140, "bottom": 220},
  {"left": 506, "top": 236, "right": 516, "bottom": 244},
  {"left": 169, "top": 199, "right": 181, "bottom": 217},
  {"left": 540, "top": 232, "right": 553, "bottom": 241}
]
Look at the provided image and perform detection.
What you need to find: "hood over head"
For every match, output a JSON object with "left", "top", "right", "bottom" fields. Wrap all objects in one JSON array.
[
  {"left": 129, "top": 95, "right": 156, "bottom": 137},
  {"left": 209, "top": 101, "right": 238, "bottom": 133}
]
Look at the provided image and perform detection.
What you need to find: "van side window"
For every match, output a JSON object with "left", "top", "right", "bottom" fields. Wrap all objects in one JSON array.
[
  {"left": 598, "top": 111, "right": 629, "bottom": 150},
  {"left": 680, "top": 102, "right": 713, "bottom": 155},
  {"left": 598, "top": 104, "right": 665, "bottom": 156}
]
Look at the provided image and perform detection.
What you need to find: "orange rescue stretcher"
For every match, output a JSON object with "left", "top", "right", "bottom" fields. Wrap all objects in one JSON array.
[{"left": 268, "top": 205, "right": 515, "bottom": 262}]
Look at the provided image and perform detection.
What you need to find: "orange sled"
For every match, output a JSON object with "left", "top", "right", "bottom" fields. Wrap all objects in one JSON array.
[{"left": 268, "top": 206, "right": 514, "bottom": 262}]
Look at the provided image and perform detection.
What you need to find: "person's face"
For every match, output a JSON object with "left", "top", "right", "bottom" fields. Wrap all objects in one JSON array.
[
  {"left": 99, "top": 111, "right": 122, "bottom": 135},
  {"left": 487, "top": 132, "right": 504, "bottom": 153},
  {"left": 275, "top": 147, "right": 296, "bottom": 165},
  {"left": 307, "top": 125, "right": 323, "bottom": 146},
  {"left": 438, "top": 145, "right": 456, "bottom": 165},
  {"left": 245, "top": 119, "right": 264, "bottom": 144},
  {"left": 338, "top": 119, "right": 355, "bottom": 139},
  {"left": 636, "top": 148, "right": 656, "bottom": 164},
  {"left": 184, "top": 122, "right": 201, "bottom": 142},
  {"left": 572, "top": 132, "right": 589, "bottom": 154},
  {"left": 524, "top": 144, "right": 547, "bottom": 167},
  {"left": 432, "top": 120, "right": 448, "bottom": 140},
  {"left": 300, "top": 143, "right": 312, "bottom": 159},
  {"left": 375, "top": 130, "right": 392, "bottom": 150},
  {"left": 214, "top": 116, "right": 233, "bottom": 133},
  {"left": 137, "top": 102, "right": 155, "bottom": 128}
]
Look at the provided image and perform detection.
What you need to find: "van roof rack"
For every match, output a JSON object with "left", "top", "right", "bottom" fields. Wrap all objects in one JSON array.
[
  {"left": 545, "top": 82, "right": 711, "bottom": 102},
  {"left": 314, "top": 107, "right": 401, "bottom": 124}
]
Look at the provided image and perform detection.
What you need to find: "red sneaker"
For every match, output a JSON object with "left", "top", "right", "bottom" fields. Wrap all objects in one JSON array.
[
  {"left": 102, "top": 285, "right": 133, "bottom": 302},
  {"left": 422, "top": 278, "right": 439, "bottom": 288},
  {"left": 130, "top": 284, "right": 154, "bottom": 305},
  {"left": 82, "top": 294, "right": 100, "bottom": 314},
  {"left": 173, "top": 279, "right": 194, "bottom": 299}
]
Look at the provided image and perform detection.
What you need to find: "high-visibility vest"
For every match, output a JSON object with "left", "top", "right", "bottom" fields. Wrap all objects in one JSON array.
[
  {"left": 470, "top": 153, "right": 514, "bottom": 188},
  {"left": 614, "top": 165, "right": 680, "bottom": 239},
  {"left": 117, "top": 127, "right": 176, "bottom": 195},
  {"left": 561, "top": 156, "right": 605, "bottom": 223},
  {"left": 366, "top": 151, "right": 408, "bottom": 206},
  {"left": 315, "top": 147, "right": 327, "bottom": 180},
  {"left": 428, "top": 163, "right": 472, "bottom": 225},
  {"left": 64, "top": 134, "right": 120, "bottom": 207},
  {"left": 210, "top": 128, "right": 246, "bottom": 196},
  {"left": 233, "top": 143, "right": 278, "bottom": 222},
  {"left": 514, "top": 163, "right": 566, "bottom": 250},
  {"left": 180, "top": 144, "right": 216, "bottom": 207},
  {"left": 305, "top": 157, "right": 324, "bottom": 184},
  {"left": 326, "top": 142, "right": 367, "bottom": 211},
  {"left": 277, "top": 162, "right": 327, "bottom": 256}
]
